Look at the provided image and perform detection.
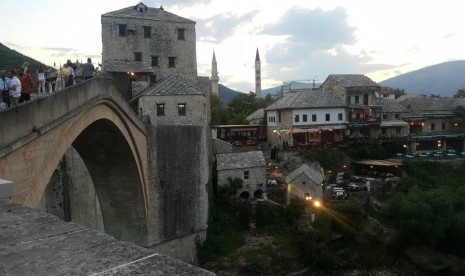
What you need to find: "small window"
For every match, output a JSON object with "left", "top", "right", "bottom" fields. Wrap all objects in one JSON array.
[
  {"left": 431, "top": 123, "right": 436, "bottom": 130},
  {"left": 396, "top": 127, "right": 401, "bottom": 134},
  {"left": 134, "top": 52, "right": 142, "bottom": 62},
  {"left": 294, "top": 115, "right": 300, "bottom": 123},
  {"left": 394, "top": 113, "right": 400, "bottom": 119},
  {"left": 442, "top": 122, "right": 446, "bottom": 130},
  {"left": 143, "top": 26, "right": 151, "bottom": 38},
  {"left": 168, "top": 57, "right": 176, "bottom": 68},
  {"left": 177, "top": 28, "right": 185, "bottom": 40},
  {"left": 382, "top": 114, "right": 388, "bottom": 119},
  {"left": 278, "top": 111, "right": 281, "bottom": 123},
  {"left": 382, "top": 128, "right": 387, "bottom": 135},
  {"left": 303, "top": 114, "right": 307, "bottom": 122},
  {"left": 156, "top": 104, "right": 165, "bottom": 116},
  {"left": 178, "top": 103, "right": 186, "bottom": 116},
  {"left": 355, "top": 96, "right": 360, "bottom": 104},
  {"left": 338, "top": 113, "right": 343, "bottom": 121},
  {"left": 325, "top": 114, "right": 330, "bottom": 122},
  {"left": 118, "top": 24, "right": 127, "bottom": 37},
  {"left": 312, "top": 114, "right": 317, "bottom": 122},
  {"left": 151, "top": 56, "right": 158, "bottom": 66},
  {"left": 150, "top": 75, "right": 157, "bottom": 83},
  {"left": 244, "top": 170, "right": 250, "bottom": 180}
]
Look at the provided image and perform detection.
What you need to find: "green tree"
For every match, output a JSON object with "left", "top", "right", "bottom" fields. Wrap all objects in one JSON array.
[
  {"left": 392, "top": 88, "right": 406, "bottom": 99},
  {"left": 453, "top": 106, "right": 465, "bottom": 131},
  {"left": 210, "top": 94, "right": 229, "bottom": 125},
  {"left": 228, "top": 92, "right": 259, "bottom": 118},
  {"left": 453, "top": 88, "right": 465, "bottom": 98}
]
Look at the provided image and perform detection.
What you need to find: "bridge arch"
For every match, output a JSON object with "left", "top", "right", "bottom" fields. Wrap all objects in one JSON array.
[{"left": 0, "top": 80, "right": 151, "bottom": 244}]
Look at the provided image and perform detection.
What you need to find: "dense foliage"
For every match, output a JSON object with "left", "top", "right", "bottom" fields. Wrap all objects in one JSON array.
[
  {"left": 345, "top": 141, "right": 406, "bottom": 160},
  {"left": 298, "top": 148, "right": 349, "bottom": 170},
  {"left": 210, "top": 92, "right": 274, "bottom": 125},
  {"left": 385, "top": 161, "right": 465, "bottom": 256}
]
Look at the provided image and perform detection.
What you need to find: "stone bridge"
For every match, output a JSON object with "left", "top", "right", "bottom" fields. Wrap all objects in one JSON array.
[{"left": 0, "top": 78, "right": 157, "bottom": 245}]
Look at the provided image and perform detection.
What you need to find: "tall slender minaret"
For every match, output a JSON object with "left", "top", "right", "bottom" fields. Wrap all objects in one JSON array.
[
  {"left": 211, "top": 50, "right": 219, "bottom": 96},
  {"left": 255, "top": 48, "right": 261, "bottom": 98}
]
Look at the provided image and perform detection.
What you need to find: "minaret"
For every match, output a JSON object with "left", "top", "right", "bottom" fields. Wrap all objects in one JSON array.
[
  {"left": 211, "top": 50, "right": 219, "bottom": 96},
  {"left": 255, "top": 48, "right": 261, "bottom": 98}
]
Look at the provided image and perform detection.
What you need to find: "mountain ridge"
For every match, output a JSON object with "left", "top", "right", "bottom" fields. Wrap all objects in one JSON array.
[{"left": 379, "top": 60, "right": 465, "bottom": 97}]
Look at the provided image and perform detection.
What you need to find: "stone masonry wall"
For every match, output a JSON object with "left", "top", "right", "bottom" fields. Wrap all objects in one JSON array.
[
  {"left": 218, "top": 166, "right": 266, "bottom": 197},
  {"left": 101, "top": 14, "right": 197, "bottom": 81}
]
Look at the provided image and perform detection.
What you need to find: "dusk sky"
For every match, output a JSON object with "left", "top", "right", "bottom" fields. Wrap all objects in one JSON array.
[{"left": 1, "top": 0, "right": 464, "bottom": 92}]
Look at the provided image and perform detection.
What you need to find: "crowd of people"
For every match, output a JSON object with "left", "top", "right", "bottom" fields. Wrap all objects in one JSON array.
[{"left": 1, "top": 58, "right": 96, "bottom": 109}]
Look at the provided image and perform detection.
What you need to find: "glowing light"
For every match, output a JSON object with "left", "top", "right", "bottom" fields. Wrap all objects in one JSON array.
[{"left": 313, "top": 200, "right": 321, "bottom": 208}]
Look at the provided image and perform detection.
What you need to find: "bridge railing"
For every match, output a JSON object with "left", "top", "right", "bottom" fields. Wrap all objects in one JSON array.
[{"left": 0, "top": 77, "right": 145, "bottom": 156}]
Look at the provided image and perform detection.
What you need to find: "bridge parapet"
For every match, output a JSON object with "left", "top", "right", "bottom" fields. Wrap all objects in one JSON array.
[{"left": 0, "top": 78, "right": 145, "bottom": 157}]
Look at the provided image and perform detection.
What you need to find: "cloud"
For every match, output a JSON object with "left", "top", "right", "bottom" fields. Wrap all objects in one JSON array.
[
  {"left": 256, "top": 7, "right": 396, "bottom": 83},
  {"left": 261, "top": 7, "right": 356, "bottom": 52},
  {"left": 443, "top": 32, "right": 454, "bottom": 39},
  {"left": 42, "top": 47, "right": 77, "bottom": 52},
  {"left": 264, "top": 46, "right": 396, "bottom": 83},
  {"left": 196, "top": 10, "right": 259, "bottom": 43}
]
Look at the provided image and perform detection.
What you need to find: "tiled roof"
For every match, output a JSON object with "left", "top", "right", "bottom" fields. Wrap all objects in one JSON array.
[
  {"left": 246, "top": 108, "right": 264, "bottom": 121},
  {"left": 374, "top": 98, "right": 409, "bottom": 113},
  {"left": 217, "top": 151, "right": 265, "bottom": 171},
  {"left": 453, "top": 98, "right": 465, "bottom": 108},
  {"left": 285, "top": 164, "right": 324, "bottom": 184},
  {"left": 265, "top": 90, "right": 345, "bottom": 110},
  {"left": 326, "top": 74, "right": 379, "bottom": 87},
  {"left": 398, "top": 96, "right": 456, "bottom": 112},
  {"left": 102, "top": 3, "right": 195, "bottom": 24},
  {"left": 104, "top": 61, "right": 153, "bottom": 73},
  {"left": 142, "top": 75, "right": 203, "bottom": 96}
]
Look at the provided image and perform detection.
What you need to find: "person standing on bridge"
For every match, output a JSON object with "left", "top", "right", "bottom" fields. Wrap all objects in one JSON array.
[
  {"left": 0, "top": 70, "right": 11, "bottom": 108},
  {"left": 8, "top": 70, "right": 21, "bottom": 106},
  {"left": 18, "top": 71, "right": 33, "bottom": 103},
  {"left": 82, "top": 58, "right": 95, "bottom": 80},
  {"left": 36, "top": 65, "right": 46, "bottom": 93}
]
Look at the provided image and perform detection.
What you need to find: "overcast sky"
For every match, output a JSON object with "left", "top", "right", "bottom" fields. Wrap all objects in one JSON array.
[{"left": 2, "top": 0, "right": 464, "bottom": 92}]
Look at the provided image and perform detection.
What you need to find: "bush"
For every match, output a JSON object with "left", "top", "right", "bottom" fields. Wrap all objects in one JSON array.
[
  {"left": 385, "top": 161, "right": 465, "bottom": 255},
  {"left": 298, "top": 148, "right": 348, "bottom": 171}
]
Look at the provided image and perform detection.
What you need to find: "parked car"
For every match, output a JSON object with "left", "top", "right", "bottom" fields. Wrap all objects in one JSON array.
[
  {"left": 347, "top": 183, "right": 360, "bottom": 191},
  {"left": 267, "top": 179, "right": 278, "bottom": 186},
  {"left": 332, "top": 187, "right": 348, "bottom": 200}
]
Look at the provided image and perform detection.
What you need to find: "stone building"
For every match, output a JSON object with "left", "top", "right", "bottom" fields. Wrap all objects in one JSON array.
[
  {"left": 265, "top": 90, "right": 347, "bottom": 148},
  {"left": 321, "top": 74, "right": 382, "bottom": 140},
  {"left": 101, "top": 2, "right": 197, "bottom": 98},
  {"left": 398, "top": 95, "right": 465, "bottom": 152},
  {"left": 216, "top": 151, "right": 266, "bottom": 200},
  {"left": 285, "top": 163, "right": 324, "bottom": 202},
  {"left": 102, "top": 3, "right": 210, "bottom": 262},
  {"left": 375, "top": 98, "right": 409, "bottom": 139}
]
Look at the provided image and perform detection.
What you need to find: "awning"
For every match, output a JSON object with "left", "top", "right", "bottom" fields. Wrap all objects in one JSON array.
[
  {"left": 410, "top": 133, "right": 465, "bottom": 140},
  {"left": 348, "top": 122, "right": 370, "bottom": 127},
  {"left": 403, "top": 117, "right": 426, "bottom": 122},
  {"left": 380, "top": 120, "right": 408, "bottom": 127},
  {"left": 354, "top": 160, "right": 403, "bottom": 167}
]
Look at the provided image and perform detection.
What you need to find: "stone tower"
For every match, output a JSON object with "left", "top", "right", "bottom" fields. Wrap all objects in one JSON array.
[
  {"left": 101, "top": 2, "right": 197, "bottom": 82},
  {"left": 211, "top": 50, "right": 219, "bottom": 96},
  {"left": 255, "top": 48, "right": 261, "bottom": 98}
]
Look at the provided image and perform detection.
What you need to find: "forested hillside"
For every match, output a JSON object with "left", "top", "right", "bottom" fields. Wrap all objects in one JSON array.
[{"left": 0, "top": 43, "right": 46, "bottom": 72}]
